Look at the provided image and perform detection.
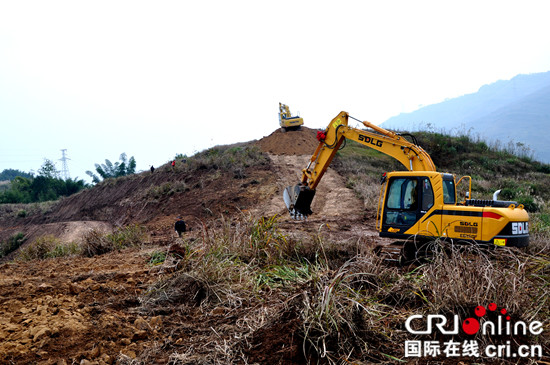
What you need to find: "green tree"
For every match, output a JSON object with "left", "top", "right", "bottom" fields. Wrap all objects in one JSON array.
[
  {"left": 0, "top": 176, "right": 32, "bottom": 203},
  {"left": 86, "top": 153, "right": 137, "bottom": 183},
  {"left": 30, "top": 176, "right": 52, "bottom": 202},
  {"left": 0, "top": 169, "right": 33, "bottom": 181},
  {"left": 0, "top": 160, "right": 87, "bottom": 204},
  {"left": 37, "top": 159, "right": 60, "bottom": 179}
]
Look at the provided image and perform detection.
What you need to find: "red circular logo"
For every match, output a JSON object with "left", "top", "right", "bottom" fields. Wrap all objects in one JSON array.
[{"left": 462, "top": 318, "right": 480, "bottom": 335}]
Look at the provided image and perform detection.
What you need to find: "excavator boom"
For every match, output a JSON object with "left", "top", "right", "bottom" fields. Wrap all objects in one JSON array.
[{"left": 284, "top": 111, "right": 435, "bottom": 218}]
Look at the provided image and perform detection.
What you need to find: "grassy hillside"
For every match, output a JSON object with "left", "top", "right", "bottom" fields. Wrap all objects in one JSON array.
[{"left": 333, "top": 131, "right": 550, "bottom": 214}]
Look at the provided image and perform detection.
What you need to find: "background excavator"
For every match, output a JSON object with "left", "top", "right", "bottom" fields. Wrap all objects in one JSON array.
[
  {"left": 284, "top": 111, "right": 530, "bottom": 255},
  {"left": 279, "top": 102, "right": 304, "bottom": 132}
]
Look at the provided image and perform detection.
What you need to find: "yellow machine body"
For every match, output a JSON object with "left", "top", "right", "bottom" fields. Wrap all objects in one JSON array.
[
  {"left": 279, "top": 102, "right": 304, "bottom": 130},
  {"left": 378, "top": 171, "right": 529, "bottom": 247}
]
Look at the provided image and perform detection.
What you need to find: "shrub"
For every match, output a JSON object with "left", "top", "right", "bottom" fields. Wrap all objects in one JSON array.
[
  {"left": 248, "top": 215, "right": 291, "bottom": 265},
  {"left": 148, "top": 250, "right": 167, "bottom": 266},
  {"left": 17, "top": 235, "right": 80, "bottom": 261},
  {"left": 81, "top": 225, "right": 148, "bottom": 257},
  {"left": 145, "top": 181, "right": 188, "bottom": 200},
  {"left": 518, "top": 195, "right": 540, "bottom": 212},
  {"left": 48, "top": 241, "right": 80, "bottom": 258},
  {"left": 0, "top": 232, "right": 26, "bottom": 258},
  {"left": 178, "top": 144, "right": 268, "bottom": 174}
]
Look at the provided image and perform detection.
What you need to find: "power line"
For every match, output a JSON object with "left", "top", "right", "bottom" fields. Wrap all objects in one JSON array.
[{"left": 59, "top": 149, "right": 70, "bottom": 180}]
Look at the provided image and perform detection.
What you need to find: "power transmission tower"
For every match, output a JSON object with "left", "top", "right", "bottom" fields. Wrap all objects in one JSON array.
[{"left": 59, "top": 149, "right": 71, "bottom": 180}]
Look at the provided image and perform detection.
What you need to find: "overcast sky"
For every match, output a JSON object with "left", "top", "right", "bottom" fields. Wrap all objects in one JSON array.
[{"left": 1, "top": 0, "right": 549, "bottom": 182}]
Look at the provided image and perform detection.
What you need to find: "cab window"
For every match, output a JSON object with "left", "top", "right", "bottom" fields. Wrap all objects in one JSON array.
[
  {"left": 442, "top": 179, "right": 456, "bottom": 204},
  {"left": 385, "top": 178, "right": 419, "bottom": 226},
  {"left": 386, "top": 178, "right": 418, "bottom": 210},
  {"left": 421, "top": 178, "right": 434, "bottom": 211}
]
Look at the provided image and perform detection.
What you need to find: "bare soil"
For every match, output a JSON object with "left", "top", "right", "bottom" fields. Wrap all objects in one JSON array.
[
  {"left": 254, "top": 127, "right": 386, "bottom": 245},
  {"left": 0, "top": 248, "right": 159, "bottom": 364},
  {"left": 0, "top": 127, "right": 385, "bottom": 364},
  {"left": 256, "top": 126, "right": 321, "bottom": 156}
]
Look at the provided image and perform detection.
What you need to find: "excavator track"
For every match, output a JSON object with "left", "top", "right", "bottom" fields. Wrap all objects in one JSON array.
[
  {"left": 374, "top": 240, "right": 436, "bottom": 266},
  {"left": 374, "top": 242, "right": 406, "bottom": 265}
]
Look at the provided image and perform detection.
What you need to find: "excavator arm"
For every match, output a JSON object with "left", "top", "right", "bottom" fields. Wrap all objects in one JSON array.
[{"left": 284, "top": 111, "right": 436, "bottom": 218}]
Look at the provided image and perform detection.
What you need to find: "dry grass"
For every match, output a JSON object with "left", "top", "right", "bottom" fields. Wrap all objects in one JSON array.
[
  {"left": 423, "top": 243, "right": 548, "bottom": 316},
  {"left": 12, "top": 224, "right": 150, "bottom": 262},
  {"left": 133, "top": 213, "right": 550, "bottom": 363},
  {"left": 174, "top": 144, "right": 269, "bottom": 175},
  {"left": 9, "top": 212, "right": 546, "bottom": 363},
  {"left": 137, "top": 212, "right": 550, "bottom": 364},
  {"left": 81, "top": 224, "right": 148, "bottom": 257},
  {"left": 17, "top": 235, "right": 80, "bottom": 261},
  {"left": 0, "top": 201, "right": 56, "bottom": 220}
]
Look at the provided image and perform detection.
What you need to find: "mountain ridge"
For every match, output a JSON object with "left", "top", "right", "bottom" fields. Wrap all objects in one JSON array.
[{"left": 381, "top": 71, "right": 550, "bottom": 162}]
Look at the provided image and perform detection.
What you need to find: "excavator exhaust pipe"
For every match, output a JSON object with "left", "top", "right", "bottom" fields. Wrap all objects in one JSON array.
[{"left": 283, "top": 184, "right": 315, "bottom": 220}]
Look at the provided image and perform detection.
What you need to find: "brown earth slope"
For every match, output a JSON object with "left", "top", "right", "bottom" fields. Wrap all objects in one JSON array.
[
  {"left": 0, "top": 148, "right": 276, "bottom": 250},
  {"left": 0, "top": 127, "right": 381, "bottom": 364},
  {"left": 255, "top": 127, "right": 382, "bottom": 243}
]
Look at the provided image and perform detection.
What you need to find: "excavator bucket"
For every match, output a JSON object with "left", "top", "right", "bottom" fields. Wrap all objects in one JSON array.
[{"left": 283, "top": 184, "right": 315, "bottom": 219}]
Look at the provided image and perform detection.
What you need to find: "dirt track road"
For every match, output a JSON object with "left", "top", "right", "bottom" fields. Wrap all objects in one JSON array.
[{"left": 253, "top": 154, "right": 383, "bottom": 245}]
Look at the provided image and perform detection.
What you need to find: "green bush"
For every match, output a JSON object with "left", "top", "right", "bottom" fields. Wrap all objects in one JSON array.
[
  {"left": 0, "top": 175, "right": 87, "bottom": 204},
  {"left": 86, "top": 153, "right": 137, "bottom": 184},
  {"left": 148, "top": 250, "right": 167, "bottom": 266},
  {"left": 47, "top": 242, "right": 80, "bottom": 258},
  {"left": 517, "top": 196, "right": 540, "bottom": 212},
  {"left": 499, "top": 187, "right": 517, "bottom": 200},
  {"left": 335, "top": 130, "right": 550, "bottom": 207},
  {"left": 0, "top": 232, "right": 26, "bottom": 258}
]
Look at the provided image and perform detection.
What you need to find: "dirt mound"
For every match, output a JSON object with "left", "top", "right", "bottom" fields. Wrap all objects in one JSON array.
[
  {"left": 8, "top": 221, "right": 112, "bottom": 244},
  {"left": 257, "top": 127, "right": 320, "bottom": 155}
]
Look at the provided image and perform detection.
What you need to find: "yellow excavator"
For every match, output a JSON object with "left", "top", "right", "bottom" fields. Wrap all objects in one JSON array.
[
  {"left": 283, "top": 111, "right": 529, "bottom": 249},
  {"left": 279, "top": 102, "right": 304, "bottom": 132}
]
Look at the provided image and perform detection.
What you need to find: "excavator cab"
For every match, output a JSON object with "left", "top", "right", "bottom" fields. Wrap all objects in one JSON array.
[
  {"left": 378, "top": 172, "right": 454, "bottom": 238},
  {"left": 381, "top": 176, "right": 430, "bottom": 230}
]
